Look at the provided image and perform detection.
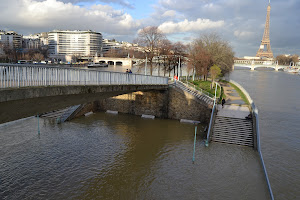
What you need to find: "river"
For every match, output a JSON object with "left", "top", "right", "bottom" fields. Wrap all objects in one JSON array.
[
  {"left": 0, "top": 68, "right": 298, "bottom": 199},
  {"left": 229, "top": 68, "right": 300, "bottom": 199}
]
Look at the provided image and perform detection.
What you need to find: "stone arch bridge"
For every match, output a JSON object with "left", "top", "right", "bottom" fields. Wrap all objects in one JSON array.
[
  {"left": 93, "top": 57, "right": 133, "bottom": 67},
  {"left": 233, "top": 60, "right": 287, "bottom": 71}
]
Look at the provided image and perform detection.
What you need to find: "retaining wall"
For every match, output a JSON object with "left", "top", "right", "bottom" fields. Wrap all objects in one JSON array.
[{"left": 97, "top": 88, "right": 212, "bottom": 123}]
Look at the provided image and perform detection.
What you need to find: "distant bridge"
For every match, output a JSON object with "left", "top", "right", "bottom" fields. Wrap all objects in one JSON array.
[
  {"left": 0, "top": 64, "right": 168, "bottom": 123},
  {"left": 93, "top": 57, "right": 133, "bottom": 67},
  {"left": 234, "top": 60, "right": 288, "bottom": 71}
]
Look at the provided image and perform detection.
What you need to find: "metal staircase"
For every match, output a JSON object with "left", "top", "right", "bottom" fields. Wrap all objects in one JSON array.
[
  {"left": 40, "top": 104, "right": 83, "bottom": 123},
  {"left": 212, "top": 116, "right": 253, "bottom": 147}
]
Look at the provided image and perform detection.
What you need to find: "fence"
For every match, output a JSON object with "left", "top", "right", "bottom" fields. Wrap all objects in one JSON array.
[{"left": 0, "top": 64, "right": 168, "bottom": 88}]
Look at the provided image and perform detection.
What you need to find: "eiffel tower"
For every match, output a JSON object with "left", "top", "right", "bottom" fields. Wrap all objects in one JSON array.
[{"left": 256, "top": 0, "right": 273, "bottom": 59}]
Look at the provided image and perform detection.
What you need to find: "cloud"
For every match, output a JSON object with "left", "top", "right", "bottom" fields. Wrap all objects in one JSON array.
[
  {"left": 0, "top": 0, "right": 299, "bottom": 56},
  {"left": 155, "top": 0, "right": 300, "bottom": 56},
  {"left": 33, "top": 0, "right": 135, "bottom": 9},
  {"left": 234, "top": 30, "right": 255, "bottom": 40},
  {"left": 158, "top": 18, "right": 225, "bottom": 34},
  {"left": 0, "top": 0, "right": 140, "bottom": 36},
  {"left": 162, "top": 10, "right": 176, "bottom": 18}
]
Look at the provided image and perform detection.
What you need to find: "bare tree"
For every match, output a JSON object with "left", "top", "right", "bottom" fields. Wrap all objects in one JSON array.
[
  {"left": 172, "top": 42, "right": 187, "bottom": 77},
  {"left": 187, "top": 41, "right": 212, "bottom": 80},
  {"left": 32, "top": 53, "right": 44, "bottom": 62},
  {"left": 291, "top": 54, "right": 299, "bottom": 64},
  {"left": 136, "top": 26, "right": 165, "bottom": 75},
  {"left": 157, "top": 39, "right": 172, "bottom": 76},
  {"left": 276, "top": 54, "right": 299, "bottom": 65},
  {"left": 194, "top": 33, "right": 234, "bottom": 75}
]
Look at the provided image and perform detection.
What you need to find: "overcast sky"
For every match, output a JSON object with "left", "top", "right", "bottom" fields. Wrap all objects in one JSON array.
[{"left": 0, "top": 0, "right": 299, "bottom": 57}]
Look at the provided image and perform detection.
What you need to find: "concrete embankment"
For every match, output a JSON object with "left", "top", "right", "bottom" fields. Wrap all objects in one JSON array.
[
  {"left": 70, "top": 87, "right": 212, "bottom": 123},
  {"left": 97, "top": 87, "right": 212, "bottom": 123}
]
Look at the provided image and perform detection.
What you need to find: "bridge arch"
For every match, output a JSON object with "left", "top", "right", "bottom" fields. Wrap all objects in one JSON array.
[
  {"left": 116, "top": 61, "right": 123, "bottom": 66},
  {"left": 107, "top": 61, "right": 114, "bottom": 65}
]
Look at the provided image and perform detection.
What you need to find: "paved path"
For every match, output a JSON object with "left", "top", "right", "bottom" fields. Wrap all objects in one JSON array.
[
  {"left": 219, "top": 82, "right": 250, "bottom": 118},
  {"left": 217, "top": 105, "right": 250, "bottom": 119}
]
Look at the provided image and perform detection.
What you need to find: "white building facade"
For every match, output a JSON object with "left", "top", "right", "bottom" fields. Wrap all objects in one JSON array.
[{"left": 48, "top": 30, "right": 102, "bottom": 61}]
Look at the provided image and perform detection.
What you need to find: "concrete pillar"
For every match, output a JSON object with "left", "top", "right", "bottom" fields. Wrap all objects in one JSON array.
[
  {"left": 251, "top": 60, "right": 255, "bottom": 71},
  {"left": 129, "top": 58, "right": 133, "bottom": 68}
]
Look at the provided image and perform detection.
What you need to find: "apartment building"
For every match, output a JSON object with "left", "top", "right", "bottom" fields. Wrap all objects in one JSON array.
[
  {"left": 48, "top": 30, "right": 102, "bottom": 61},
  {"left": 23, "top": 32, "right": 48, "bottom": 50},
  {"left": 0, "top": 30, "right": 22, "bottom": 49},
  {"left": 102, "top": 39, "right": 142, "bottom": 53}
]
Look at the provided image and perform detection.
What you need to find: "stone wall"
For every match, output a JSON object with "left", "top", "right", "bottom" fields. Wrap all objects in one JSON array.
[
  {"left": 98, "top": 90, "right": 169, "bottom": 118},
  {"left": 73, "top": 102, "right": 98, "bottom": 118},
  {"left": 168, "top": 88, "right": 212, "bottom": 123},
  {"left": 97, "top": 87, "right": 212, "bottom": 123}
]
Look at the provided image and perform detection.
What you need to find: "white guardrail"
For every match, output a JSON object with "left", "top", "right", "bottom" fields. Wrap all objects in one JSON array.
[
  {"left": 0, "top": 64, "right": 168, "bottom": 88},
  {"left": 229, "top": 80, "right": 274, "bottom": 200}
]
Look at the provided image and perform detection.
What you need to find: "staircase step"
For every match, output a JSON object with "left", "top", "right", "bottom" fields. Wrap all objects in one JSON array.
[
  {"left": 212, "top": 135, "right": 253, "bottom": 142},
  {"left": 212, "top": 133, "right": 253, "bottom": 140},
  {"left": 212, "top": 138, "right": 253, "bottom": 147},
  {"left": 213, "top": 127, "right": 252, "bottom": 132},
  {"left": 211, "top": 115, "right": 254, "bottom": 147},
  {"left": 213, "top": 131, "right": 253, "bottom": 136}
]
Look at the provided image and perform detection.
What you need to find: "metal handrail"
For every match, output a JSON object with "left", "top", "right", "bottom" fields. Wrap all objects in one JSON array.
[
  {"left": 0, "top": 64, "right": 168, "bottom": 88},
  {"left": 181, "top": 79, "right": 215, "bottom": 98},
  {"left": 205, "top": 82, "right": 218, "bottom": 146},
  {"left": 170, "top": 78, "right": 215, "bottom": 101},
  {"left": 229, "top": 80, "right": 274, "bottom": 200}
]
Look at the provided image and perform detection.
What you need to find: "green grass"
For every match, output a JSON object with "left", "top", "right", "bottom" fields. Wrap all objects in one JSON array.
[
  {"left": 229, "top": 82, "right": 250, "bottom": 105},
  {"left": 189, "top": 79, "right": 250, "bottom": 105}
]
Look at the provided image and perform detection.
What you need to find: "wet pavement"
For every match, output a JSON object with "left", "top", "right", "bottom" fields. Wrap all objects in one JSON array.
[{"left": 218, "top": 82, "right": 250, "bottom": 118}]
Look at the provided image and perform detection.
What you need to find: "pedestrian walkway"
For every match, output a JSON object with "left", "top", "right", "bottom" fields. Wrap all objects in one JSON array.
[
  {"left": 220, "top": 82, "right": 247, "bottom": 106},
  {"left": 211, "top": 82, "right": 253, "bottom": 147}
]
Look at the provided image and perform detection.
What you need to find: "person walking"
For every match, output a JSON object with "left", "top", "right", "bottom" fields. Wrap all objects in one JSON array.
[{"left": 221, "top": 98, "right": 226, "bottom": 108}]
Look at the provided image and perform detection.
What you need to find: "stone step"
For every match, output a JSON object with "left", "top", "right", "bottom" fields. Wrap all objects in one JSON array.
[
  {"left": 212, "top": 135, "right": 253, "bottom": 143},
  {"left": 212, "top": 137, "right": 253, "bottom": 147},
  {"left": 212, "top": 132, "right": 253, "bottom": 140},
  {"left": 213, "top": 125, "right": 252, "bottom": 131},
  {"left": 211, "top": 116, "right": 254, "bottom": 147},
  {"left": 213, "top": 131, "right": 253, "bottom": 137}
]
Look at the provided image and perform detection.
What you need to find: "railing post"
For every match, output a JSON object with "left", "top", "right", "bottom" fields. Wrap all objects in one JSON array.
[{"left": 17, "top": 67, "right": 20, "bottom": 88}]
